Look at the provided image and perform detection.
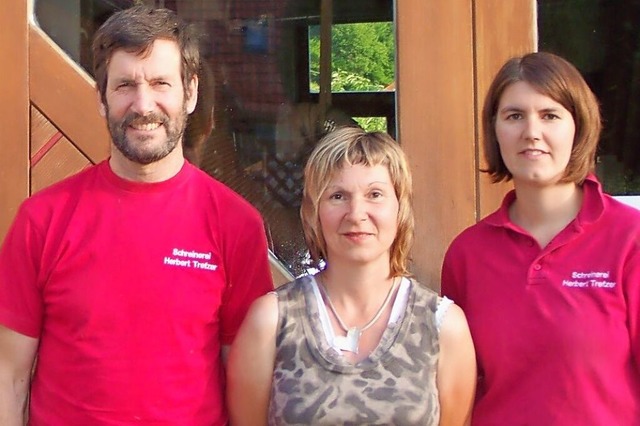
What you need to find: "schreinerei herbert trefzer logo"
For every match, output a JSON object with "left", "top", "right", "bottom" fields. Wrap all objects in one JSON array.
[{"left": 163, "top": 248, "right": 218, "bottom": 271}]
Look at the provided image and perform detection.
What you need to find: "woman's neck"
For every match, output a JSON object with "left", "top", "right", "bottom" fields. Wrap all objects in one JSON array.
[
  {"left": 510, "top": 181, "right": 583, "bottom": 248},
  {"left": 319, "top": 261, "right": 394, "bottom": 308}
]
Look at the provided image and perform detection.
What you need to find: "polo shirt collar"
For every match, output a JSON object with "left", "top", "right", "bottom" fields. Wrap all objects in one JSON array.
[
  {"left": 576, "top": 174, "right": 606, "bottom": 226},
  {"left": 484, "top": 174, "right": 605, "bottom": 229}
]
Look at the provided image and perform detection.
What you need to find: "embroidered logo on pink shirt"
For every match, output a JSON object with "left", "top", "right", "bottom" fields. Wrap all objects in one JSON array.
[{"left": 562, "top": 270, "right": 616, "bottom": 288}]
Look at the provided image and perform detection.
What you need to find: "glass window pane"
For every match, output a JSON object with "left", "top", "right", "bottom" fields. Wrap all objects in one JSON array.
[
  {"left": 309, "top": 22, "right": 396, "bottom": 94},
  {"left": 538, "top": 0, "right": 640, "bottom": 195},
  {"left": 34, "top": 0, "right": 397, "bottom": 276}
]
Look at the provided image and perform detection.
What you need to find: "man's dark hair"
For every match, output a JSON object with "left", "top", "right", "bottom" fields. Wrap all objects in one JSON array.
[{"left": 92, "top": 5, "right": 200, "bottom": 102}]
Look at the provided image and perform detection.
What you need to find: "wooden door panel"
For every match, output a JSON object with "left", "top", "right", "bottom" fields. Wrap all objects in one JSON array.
[
  {"left": 31, "top": 106, "right": 60, "bottom": 156},
  {"left": 29, "top": 25, "right": 110, "bottom": 164},
  {"left": 30, "top": 106, "right": 92, "bottom": 193},
  {"left": 397, "top": 0, "right": 476, "bottom": 288},
  {"left": 0, "top": 1, "right": 29, "bottom": 237}
]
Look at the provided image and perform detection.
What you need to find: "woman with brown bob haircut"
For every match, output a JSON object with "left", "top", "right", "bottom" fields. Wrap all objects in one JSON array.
[
  {"left": 482, "top": 51, "right": 601, "bottom": 184},
  {"left": 442, "top": 52, "right": 640, "bottom": 425},
  {"left": 228, "top": 126, "right": 476, "bottom": 425}
]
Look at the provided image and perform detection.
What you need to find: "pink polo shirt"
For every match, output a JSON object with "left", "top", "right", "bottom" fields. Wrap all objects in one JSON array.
[{"left": 442, "top": 175, "right": 640, "bottom": 425}]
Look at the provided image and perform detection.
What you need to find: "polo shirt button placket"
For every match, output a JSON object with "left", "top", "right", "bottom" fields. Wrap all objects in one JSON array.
[{"left": 527, "top": 261, "right": 545, "bottom": 285}]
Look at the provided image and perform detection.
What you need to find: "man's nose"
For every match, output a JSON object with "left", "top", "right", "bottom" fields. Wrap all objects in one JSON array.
[{"left": 130, "top": 85, "right": 155, "bottom": 115}]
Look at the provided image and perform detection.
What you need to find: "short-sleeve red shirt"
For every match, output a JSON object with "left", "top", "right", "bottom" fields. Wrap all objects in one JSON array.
[{"left": 0, "top": 160, "right": 273, "bottom": 425}]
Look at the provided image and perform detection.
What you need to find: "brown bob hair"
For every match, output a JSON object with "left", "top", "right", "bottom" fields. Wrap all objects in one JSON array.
[
  {"left": 92, "top": 5, "right": 200, "bottom": 104},
  {"left": 300, "top": 126, "right": 414, "bottom": 277},
  {"left": 482, "top": 51, "right": 602, "bottom": 184}
]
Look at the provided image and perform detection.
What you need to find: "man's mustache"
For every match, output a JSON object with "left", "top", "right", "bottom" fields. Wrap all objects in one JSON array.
[{"left": 122, "top": 112, "right": 168, "bottom": 127}]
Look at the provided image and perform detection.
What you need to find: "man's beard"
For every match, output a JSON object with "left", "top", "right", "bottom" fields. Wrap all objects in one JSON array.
[{"left": 107, "top": 105, "right": 188, "bottom": 165}]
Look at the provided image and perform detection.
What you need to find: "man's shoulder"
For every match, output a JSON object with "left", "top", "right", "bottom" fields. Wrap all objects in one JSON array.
[
  {"left": 6, "top": 164, "right": 103, "bottom": 240},
  {"left": 22, "top": 163, "right": 101, "bottom": 209}
]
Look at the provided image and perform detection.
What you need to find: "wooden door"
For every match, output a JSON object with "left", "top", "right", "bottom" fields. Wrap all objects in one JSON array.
[{"left": 1, "top": 3, "right": 109, "bottom": 238}]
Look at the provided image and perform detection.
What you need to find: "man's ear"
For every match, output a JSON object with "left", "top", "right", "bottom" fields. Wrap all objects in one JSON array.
[
  {"left": 97, "top": 87, "right": 106, "bottom": 117},
  {"left": 186, "top": 75, "right": 199, "bottom": 115}
]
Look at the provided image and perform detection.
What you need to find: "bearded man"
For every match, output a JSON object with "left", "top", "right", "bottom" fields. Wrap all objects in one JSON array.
[{"left": 0, "top": 5, "right": 273, "bottom": 425}]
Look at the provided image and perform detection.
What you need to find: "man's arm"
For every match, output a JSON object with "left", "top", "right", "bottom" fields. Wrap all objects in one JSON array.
[
  {"left": 219, "top": 210, "right": 274, "bottom": 346},
  {"left": 0, "top": 325, "right": 38, "bottom": 426}
]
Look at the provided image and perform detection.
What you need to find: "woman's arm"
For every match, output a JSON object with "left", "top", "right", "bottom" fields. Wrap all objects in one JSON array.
[
  {"left": 437, "top": 304, "right": 477, "bottom": 426},
  {"left": 226, "top": 293, "right": 279, "bottom": 426}
]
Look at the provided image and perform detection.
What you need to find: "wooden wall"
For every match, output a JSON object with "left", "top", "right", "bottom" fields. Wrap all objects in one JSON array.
[{"left": 0, "top": 2, "right": 29, "bottom": 237}]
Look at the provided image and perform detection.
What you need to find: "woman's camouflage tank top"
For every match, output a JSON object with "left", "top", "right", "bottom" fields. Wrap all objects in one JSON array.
[{"left": 268, "top": 275, "right": 441, "bottom": 425}]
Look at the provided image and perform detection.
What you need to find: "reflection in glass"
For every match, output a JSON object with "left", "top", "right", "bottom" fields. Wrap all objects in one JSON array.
[
  {"left": 34, "top": 0, "right": 397, "bottom": 276},
  {"left": 308, "top": 22, "right": 395, "bottom": 94},
  {"left": 539, "top": 0, "right": 640, "bottom": 195}
]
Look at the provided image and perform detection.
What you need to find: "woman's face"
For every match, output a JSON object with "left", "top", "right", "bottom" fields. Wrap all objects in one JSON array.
[
  {"left": 318, "top": 163, "right": 399, "bottom": 268},
  {"left": 495, "top": 81, "right": 576, "bottom": 187}
]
